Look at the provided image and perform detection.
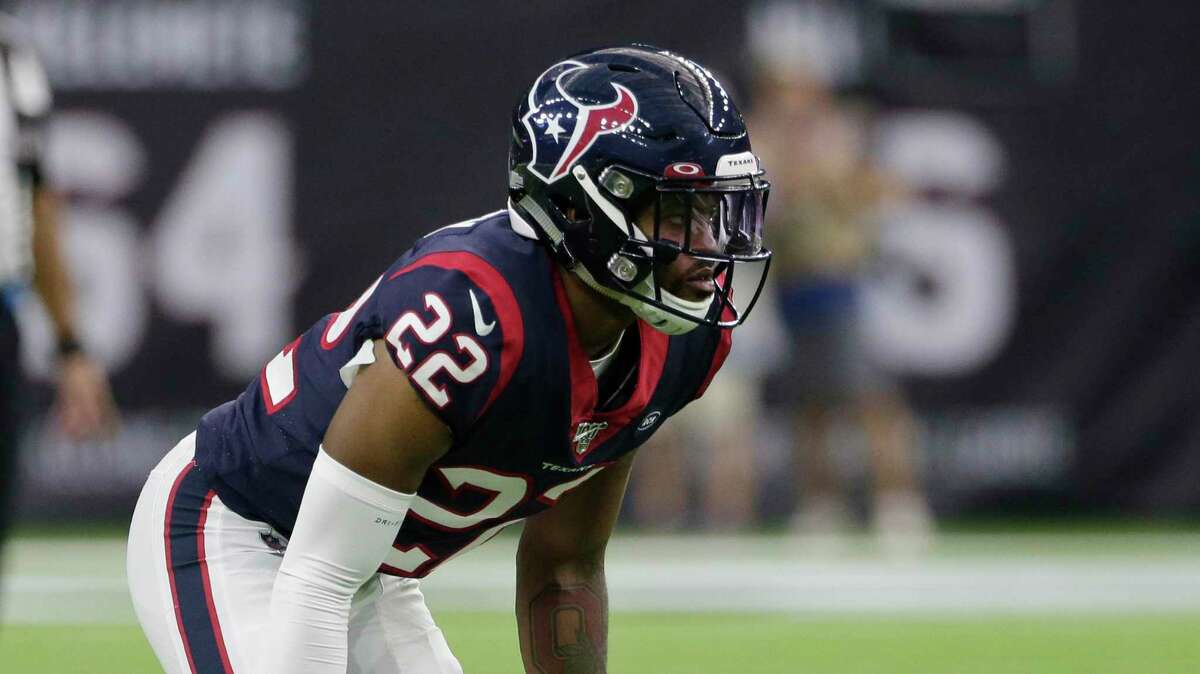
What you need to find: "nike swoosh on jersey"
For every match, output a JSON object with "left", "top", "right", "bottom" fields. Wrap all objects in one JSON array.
[{"left": 469, "top": 288, "right": 496, "bottom": 336}]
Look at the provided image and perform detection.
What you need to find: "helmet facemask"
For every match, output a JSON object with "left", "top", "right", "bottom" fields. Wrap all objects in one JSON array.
[{"left": 568, "top": 164, "right": 771, "bottom": 334}]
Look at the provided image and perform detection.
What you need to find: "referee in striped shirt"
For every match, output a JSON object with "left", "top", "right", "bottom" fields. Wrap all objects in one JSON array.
[{"left": 0, "top": 16, "right": 118, "bottom": 558}]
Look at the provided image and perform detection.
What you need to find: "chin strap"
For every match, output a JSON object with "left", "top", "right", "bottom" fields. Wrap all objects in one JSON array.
[
  {"left": 516, "top": 195, "right": 576, "bottom": 268},
  {"left": 572, "top": 261, "right": 709, "bottom": 336}
]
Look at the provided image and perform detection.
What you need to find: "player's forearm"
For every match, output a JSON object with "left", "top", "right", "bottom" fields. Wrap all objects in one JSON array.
[
  {"left": 30, "top": 188, "right": 79, "bottom": 343},
  {"left": 516, "top": 548, "right": 609, "bottom": 674},
  {"left": 261, "top": 448, "right": 415, "bottom": 673}
]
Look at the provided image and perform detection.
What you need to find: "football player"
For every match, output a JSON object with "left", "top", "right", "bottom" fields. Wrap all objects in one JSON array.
[
  {"left": 0, "top": 15, "right": 119, "bottom": 572},
  {"left": 127, "top": 45, "right": 770, "bottom": 674}
]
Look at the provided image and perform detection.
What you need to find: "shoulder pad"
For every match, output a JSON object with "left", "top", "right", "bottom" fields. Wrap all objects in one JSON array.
[{"left": 372, "top": 252, "right": 525, "bottom": 436}]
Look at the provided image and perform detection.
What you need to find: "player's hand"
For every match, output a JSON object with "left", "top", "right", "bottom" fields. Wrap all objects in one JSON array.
[{"left": 54, "top": 353, "right": 120, "bottom": 441}]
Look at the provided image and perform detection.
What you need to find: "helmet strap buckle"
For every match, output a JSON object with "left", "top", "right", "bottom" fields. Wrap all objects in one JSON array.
[{"left": 607, "top": 254, "right": 640, "bottom": 283}]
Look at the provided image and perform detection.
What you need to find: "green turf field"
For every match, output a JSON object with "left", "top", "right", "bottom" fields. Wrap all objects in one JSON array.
[
  {"left": 4, "top": 613, "right": 1200, "bottom": 673},
  {"left": 5, "top": 529, "right": 1200, "bottom": 672}
]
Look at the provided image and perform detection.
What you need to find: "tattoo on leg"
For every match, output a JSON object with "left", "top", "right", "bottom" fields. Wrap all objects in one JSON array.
[{"left": 528, "top": 584, "right": 605, "bottom": 674}]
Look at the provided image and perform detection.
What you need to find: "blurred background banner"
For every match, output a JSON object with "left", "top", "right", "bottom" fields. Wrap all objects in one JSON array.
[{"left": 6, "top": 0, "right": 1199, "bottom": 521}]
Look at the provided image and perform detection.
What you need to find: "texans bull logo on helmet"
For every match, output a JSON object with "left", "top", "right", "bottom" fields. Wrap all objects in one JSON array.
[{"left": 520, "top": 60, "right": 640, "bottom": 184}]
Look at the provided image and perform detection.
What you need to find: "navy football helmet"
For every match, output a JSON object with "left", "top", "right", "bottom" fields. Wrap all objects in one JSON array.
[{"left": 509, "top": 45, "right": 771, "bottom": 335}]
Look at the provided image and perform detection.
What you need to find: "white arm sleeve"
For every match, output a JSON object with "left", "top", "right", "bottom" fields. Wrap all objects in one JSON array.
[{"left": 259, "top": 447, "right": 415, "bottom": 674}]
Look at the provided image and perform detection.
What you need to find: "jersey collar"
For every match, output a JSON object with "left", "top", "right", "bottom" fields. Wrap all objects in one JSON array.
[{"left": 549, "top": 264, "right": 669, "bottom": 463}]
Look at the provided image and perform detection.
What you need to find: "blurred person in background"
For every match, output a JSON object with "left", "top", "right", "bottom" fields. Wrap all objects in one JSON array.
[
  {"left": 0, "top": 17, "right": 119, "bottom": 566},
  {"left": 751, "top": 65, "right": 932, "bottom": 547}
]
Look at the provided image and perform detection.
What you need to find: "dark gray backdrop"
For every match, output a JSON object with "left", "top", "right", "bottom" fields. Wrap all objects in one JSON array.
[{"left": 8, "top": 1, "right": 1199, "bottom": 520}]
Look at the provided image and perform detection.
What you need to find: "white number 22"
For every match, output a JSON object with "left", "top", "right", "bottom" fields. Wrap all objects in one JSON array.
[{"left": 385, "top": 293, "right": 488, "bottom": 408}]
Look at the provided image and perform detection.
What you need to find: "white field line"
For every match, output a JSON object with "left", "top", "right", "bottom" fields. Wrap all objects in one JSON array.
[
  {"left": 5, "top": 556, "right": 1200, "bottom": 624},
  {"left": 420, "top": 558, "right": 1200, "bottom": 614}
]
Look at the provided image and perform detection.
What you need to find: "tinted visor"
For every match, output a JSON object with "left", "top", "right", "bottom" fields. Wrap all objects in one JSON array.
[{"left": 652, "top": 176, "right": 769, "bottom": 261}]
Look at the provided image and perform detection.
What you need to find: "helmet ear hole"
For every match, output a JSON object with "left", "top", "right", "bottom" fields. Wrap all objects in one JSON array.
[{"left": 548, "top": 194, "right": 583, "bottom": 223}]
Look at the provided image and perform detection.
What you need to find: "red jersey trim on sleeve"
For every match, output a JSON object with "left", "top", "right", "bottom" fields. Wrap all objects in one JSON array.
[
  {"left": 260, "top": 336, "right": 303, "bottom": 415},
  {"left": 388, "top": 252, "right": 525, "bottom": 416}
]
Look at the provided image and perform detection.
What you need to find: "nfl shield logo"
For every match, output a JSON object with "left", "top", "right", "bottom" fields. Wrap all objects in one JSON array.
[{"left": 572, "top": 421, "right": 608, "bottom": 456}]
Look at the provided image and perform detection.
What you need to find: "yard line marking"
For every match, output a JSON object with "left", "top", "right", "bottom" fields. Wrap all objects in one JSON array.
[{"left": 8, "top": 557, "right": 1200, "bottom": 624}]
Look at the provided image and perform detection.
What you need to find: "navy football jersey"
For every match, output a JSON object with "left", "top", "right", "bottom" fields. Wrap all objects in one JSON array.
[{"left": 194, "top": 207, "right": 731, "bottom": 578}]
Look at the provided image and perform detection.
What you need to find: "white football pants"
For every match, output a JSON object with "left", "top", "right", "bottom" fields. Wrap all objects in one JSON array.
[{"left": 126, "top": 433, "right": 463, "bottom": 674}]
